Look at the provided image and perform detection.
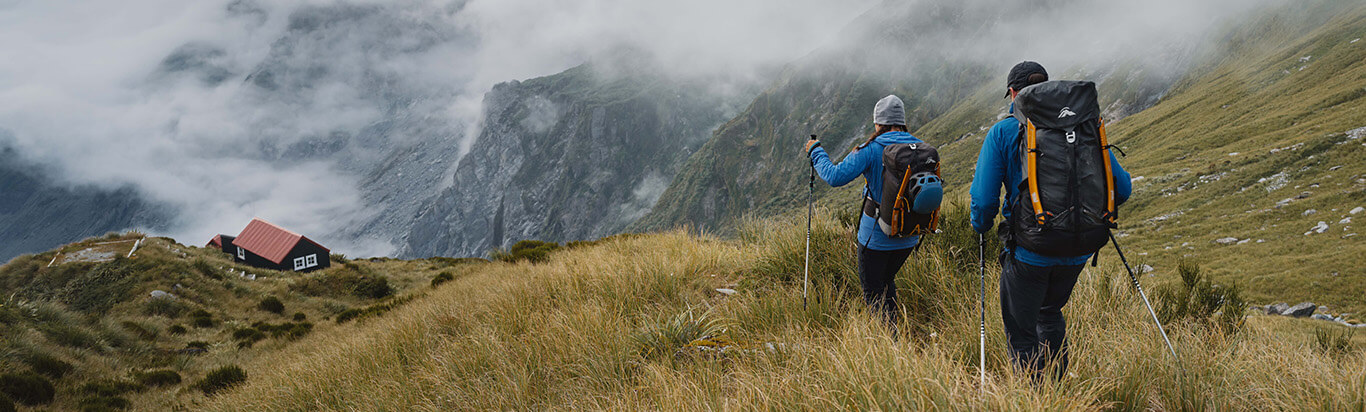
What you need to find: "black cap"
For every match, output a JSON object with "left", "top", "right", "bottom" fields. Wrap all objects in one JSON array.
[{"left": 1005, "top": 61, "right": 1048, "bottom": 98}]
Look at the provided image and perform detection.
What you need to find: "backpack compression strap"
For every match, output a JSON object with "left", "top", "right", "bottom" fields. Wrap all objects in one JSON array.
[
  {"left": 891, "top": 165, "right": 916, "bottom": 228},
  {"left": 1025, "top": 120, "right": 1046, "bottom": 225},
  {"left": 1098, "top": 118, "right": 1116, "bottom": 223}
]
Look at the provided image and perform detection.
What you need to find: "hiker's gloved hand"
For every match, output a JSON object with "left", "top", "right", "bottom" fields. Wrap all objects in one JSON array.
[{"left": 804, "top": 139, "right": 820, "bottom": 155}]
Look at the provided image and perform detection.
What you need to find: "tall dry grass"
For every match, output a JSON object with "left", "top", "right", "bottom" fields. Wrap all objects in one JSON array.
[{"left": 203, "top": 206, "right": 1366, "bottom": 411}]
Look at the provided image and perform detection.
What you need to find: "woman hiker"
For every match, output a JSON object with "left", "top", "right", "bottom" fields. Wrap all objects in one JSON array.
[{"left": 803, "top": 94, "right": 929, "bottom": 329}]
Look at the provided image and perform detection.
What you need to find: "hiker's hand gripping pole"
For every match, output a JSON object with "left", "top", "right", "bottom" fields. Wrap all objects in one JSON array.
[
  {"left": 803, "top": 135, "right": 817, "bottom": 310},
  {"left": 1110, "top": 233, "right": 1182, "bottom": 370}
]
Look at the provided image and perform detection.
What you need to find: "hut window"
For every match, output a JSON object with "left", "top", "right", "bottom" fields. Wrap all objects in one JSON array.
[
  {"left": 237, "top": 247, "right": 245, "bottom": 260},
  {"left": 305, "top": 254, "right": 317, "bottom": 267},
  {"left": 294, "top": 256, "right": 307, "bottom": 270}
]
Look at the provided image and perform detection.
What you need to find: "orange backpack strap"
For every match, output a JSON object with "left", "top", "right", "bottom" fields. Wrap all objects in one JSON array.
[
  {"left": 1098, "top": 118, "right": 1116, "bottom": 223},
  {"left": 1025, "top": 120, "right": 1045, "bottom": 225}
]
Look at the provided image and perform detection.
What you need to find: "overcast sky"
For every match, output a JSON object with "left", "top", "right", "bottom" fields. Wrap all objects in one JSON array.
[{"left": 0, "top": 0, "right": 1291, "bottom": 256}]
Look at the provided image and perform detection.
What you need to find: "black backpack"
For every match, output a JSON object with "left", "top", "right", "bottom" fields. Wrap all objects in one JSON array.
[
  {"left": 862, "top": 141, "right": 942, "bottom": 238},
  {"left": 1010, "top": 80, "right": 1119, "bottom": 256}
]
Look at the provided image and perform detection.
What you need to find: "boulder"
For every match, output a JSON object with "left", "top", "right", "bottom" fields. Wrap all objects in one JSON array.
[
  {"left": 1312, "top": 314, "right": 1333, "bottom": 321},
  {"left": 1302, "top": 209, "right": 1317, "bottom": 216},
  {"left": 1285, "top": 302, "right": 1317, "bottom": 318},
  {"left": 1305, "top": 221, "right": 1329, "bottom": 235},
  {"left": 1214, "top": 237, "right": 1238, "bottom": 245},
  {"left": 714, "top": 288, "right": 737, "bottom": 296},
  {"left": 1140, "top": 264, "right": 1155, "bottom": 274},
  {"left": 1351, "top": 206, "right": 1364, "bottom": 215},
  {"left": 149, "top": 290, "right": 175, "bottom": 299},
  {"left": 1267, "top": 302, "right": 1290, "bottom": 315}
]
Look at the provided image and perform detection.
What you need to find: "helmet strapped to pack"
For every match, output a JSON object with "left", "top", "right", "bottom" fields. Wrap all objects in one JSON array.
[
  {"left": 1011, "top": 80, "right": 1118, "bottom": 256},
  {"left": 862, "top": 141, "right": 943, "bottom": 238}
]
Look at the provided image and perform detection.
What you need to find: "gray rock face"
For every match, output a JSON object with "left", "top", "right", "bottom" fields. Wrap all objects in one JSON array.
[
  {"left": 1285, "top": 302, "right": 1317, "bottom": 318},
  {"left": 1266, "top": 302, "right": 1290, "bottom": 315},
  {"left": 0, "top": 145, "right": 169, "bottom": 262},
  {"left": 401, "top": 64, "right": 749, "bottom": 258}
]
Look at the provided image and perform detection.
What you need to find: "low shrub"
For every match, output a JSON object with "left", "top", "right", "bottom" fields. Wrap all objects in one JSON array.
[
  {"left": 185, "top": 341, "right": 209, "bottom": 350},
  {"left": 0, "top": 394, "right": 13, "bottom": 412},
  {"left": 23, "top": 353, "right": 73, "bottom": 379},
  {"left": 189, "top": 310, "right": 215, "bottom": 328},
  {"left": 1315, "top": 327, "right": 1356, "bottom": 356},
  {"left": 79, "top": 379, "right": 143, "bottom": 397},
  {"left": 119, "top": 320, "right": 158, "bottom": 341},
  {"left": 334, "top": 296, "right": 415, "bottom": 324},
  {"left": 431, "top": 271, "right": 455, "bottom": 288},
  {"left": 232, "top": 328, "right": 266, "bottom": 347},
  {"left": 291, "top": 266, "right": 392, "bottom": 299},
  {"left": 78, "top": 395, "right": 130, "bottom": 411},
  {"left": 633, "top": 310, "right": 730, "bottom": 360},
  {"left": 143, "top": 296, "right": 186, "bottom": 318},
  {"left": 133, "top": 369, "right": 182, "bottom": 387},
  {"left": 167, "top": 324, "right": 187, "bottom": 335},
  {"left": 0, "top": 372, "right": 55, "bottom": 405},
  {"left": 195, "top": 365, "right": 247, "bottom": 396},
  {"left": 258, "top": 296, "right": 285, "bottom": 314},
  {"left": 490, "top": 240, "right": 561, "bottom": 264},
  {"left": 39, "top": 321, "right": 100, "bottom": 349},
  {"left": 292, "top": 312, "right": 307, "bottom": 321},
  {"left": 1155, "top": 260, "right": 1247, "bottom": 335}
]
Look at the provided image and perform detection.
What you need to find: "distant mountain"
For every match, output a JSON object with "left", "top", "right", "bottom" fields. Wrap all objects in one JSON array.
[
  {"left": 401, "top": 62, "right": 754, "bottom": 258},
  {"left": 0, "top": 145, "right": 169, "bottom": 261}
]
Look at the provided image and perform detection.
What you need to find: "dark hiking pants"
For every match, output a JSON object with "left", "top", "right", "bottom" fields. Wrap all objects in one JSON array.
[
  {"left": 857, "top": 245, "right": 915, "bottom": 326},
  {"left": 999, "top": 250, "right": 1083, "bottom": 379}
]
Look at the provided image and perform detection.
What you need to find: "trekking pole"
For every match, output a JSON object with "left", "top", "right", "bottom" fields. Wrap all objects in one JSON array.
[
  {"left": 803, "top": 135, "right": 817, "bottom": 310},
  {"left": 1109, "top": 233, "right": 1182, "bottom": 369},
  {"left": 977, "top": 233, "right": 987, "bottom": 392}
]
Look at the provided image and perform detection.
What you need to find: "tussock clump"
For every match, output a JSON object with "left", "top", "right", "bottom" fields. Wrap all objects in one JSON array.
[
  {"left": 0, "top": 372, "right": 55, "bottom": 405},
  {"left": 189, "top": 310, "right": 215, "bottom": 328},
  {"left": 195, "top": 365, "right": 246, "bottom": 396},
  {"left": 258, "top": 296, "right": 284, "bottom": 314},
  {"left": 143, "top": 296, "right": 186, "bottom": 318},
  {"left": 22, "top": 353, "right": 73, "bottom": 379},
  {"left": 166, "top": 324, "right": 187, "bottom": 335},
  {"left": 1315, "top": 327, "right": 1356, "bottom": 356},
  {"left": 133, "top": 370, "right": 182, "bottom": 387},
  {"left": 633, "top": 310, "right": 730, "bottom": 359},
  {"left": 430, "top": 271, "right": 455, "bottom": 288},
  {"left": 78, "top": 395, "right": 130, "bottom": 411},
  {"left": 335, "top": 296, "right": 415, "bottom": 324}
]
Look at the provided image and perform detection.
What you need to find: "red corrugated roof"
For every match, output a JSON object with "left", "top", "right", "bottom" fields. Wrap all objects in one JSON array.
[
  {"left": 233, "top": 218, "right": 327, "bottom": 264},
  {"left": 207, "top": 235, "right": 222, "bottom": 248}
]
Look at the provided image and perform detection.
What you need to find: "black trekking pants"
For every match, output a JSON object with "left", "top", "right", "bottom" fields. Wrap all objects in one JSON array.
[
  {"left": 999, "top": 249, "right": 1083, "bottom": 379},
  {"left": 857, "top": 245, "right": 915, "bottom": 326}
]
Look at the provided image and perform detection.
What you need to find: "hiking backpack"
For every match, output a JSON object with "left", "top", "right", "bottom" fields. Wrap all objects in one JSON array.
[
  {"left": 1010, "top": 80, "right": 1119, "bottom": 256},
  {"left": 862, "top": 141, "right": 943, "bottom": 238}
]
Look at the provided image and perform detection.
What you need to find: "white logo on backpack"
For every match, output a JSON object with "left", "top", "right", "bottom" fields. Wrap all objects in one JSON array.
[{"left": 1058, "top": 107, "right": 1077, "bottom": 118}]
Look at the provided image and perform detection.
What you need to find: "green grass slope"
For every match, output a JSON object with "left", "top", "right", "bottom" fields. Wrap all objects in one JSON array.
[{"left": 0, "top": 233, "right": 481, "bottom": 410}]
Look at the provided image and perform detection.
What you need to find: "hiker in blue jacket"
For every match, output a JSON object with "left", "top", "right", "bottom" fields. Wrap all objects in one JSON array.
[
  {"left": 804, "top": 95, "right": 926, "bottom": 328},
  {"left": 970, "top": 61, "right": 1133, "bottom": 378}
]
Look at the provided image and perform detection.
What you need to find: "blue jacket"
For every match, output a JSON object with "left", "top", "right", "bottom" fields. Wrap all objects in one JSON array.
[
  {"left": 809, "top": 131, "right": 921, "bottom": 251},
  {"left": 969, "top": 106, "right": 1132, "bottom": 267}
]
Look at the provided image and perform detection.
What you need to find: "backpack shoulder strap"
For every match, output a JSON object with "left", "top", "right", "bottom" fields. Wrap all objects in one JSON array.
[
  {"left": 1024, "top": 120, "right": 1045, "bottom": 225},
  {"left": 1098, "top": 117, "right": 1117, "bottom": 224}
]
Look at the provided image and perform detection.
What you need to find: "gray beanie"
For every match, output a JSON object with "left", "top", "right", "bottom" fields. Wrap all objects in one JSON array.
[{"left": 873, "top": 95, "right": 906, "bottom": 126}]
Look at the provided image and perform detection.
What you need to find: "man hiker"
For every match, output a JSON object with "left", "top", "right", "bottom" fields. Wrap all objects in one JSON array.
[
  {"left": 969, "top": 61, "right": 1133, "bottom": 378},
  {"left": 804, "top": 95, "right": 939, "bottom": 329}
]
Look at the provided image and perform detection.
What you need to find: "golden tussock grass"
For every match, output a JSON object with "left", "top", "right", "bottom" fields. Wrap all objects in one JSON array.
[{"left": 203, "top": 207, "right": 1366, "bottom": 411}]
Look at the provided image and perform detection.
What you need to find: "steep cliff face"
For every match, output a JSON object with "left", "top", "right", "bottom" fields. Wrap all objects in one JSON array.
[
  {"left": 0, "top": 145, "right": 169, "bottom": 260},
  {"left": 401, "top": 64, "right": 749, "bottom": 257}
]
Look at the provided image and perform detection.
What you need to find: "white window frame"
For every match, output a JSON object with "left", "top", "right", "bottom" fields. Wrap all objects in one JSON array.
[
  {"left": 237, "top": 247, "right": 245, "bottom": 260},
  {"left": 293, "top": 256, "right": 307, "bottom": 271},
  {"left": 305, "top": 254, "right": 317, "bottom": 267}
]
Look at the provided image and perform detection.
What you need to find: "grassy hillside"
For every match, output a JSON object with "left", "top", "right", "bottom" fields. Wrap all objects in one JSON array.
[
  {"left": 198, "top": 204, "right": 1365, "bottom": 410},
  {"left": 0, "top": 233, "right": 480, "bottom": 410}
]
